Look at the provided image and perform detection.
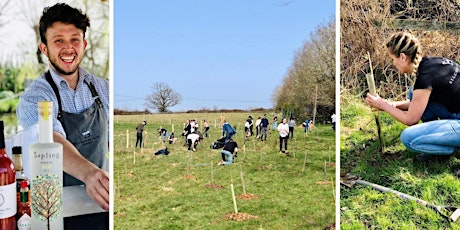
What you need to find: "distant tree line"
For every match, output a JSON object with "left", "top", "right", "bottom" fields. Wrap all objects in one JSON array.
[{"left": 272, "top": 16, "right": 335, "bottom": 123}]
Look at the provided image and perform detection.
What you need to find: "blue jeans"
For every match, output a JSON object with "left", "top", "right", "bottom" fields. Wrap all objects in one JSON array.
[
  {"left": 224, "top": 133, "right": 234, "bottom": 143},
  {"left": 400, "top": 119, "right": 460, "bottom": 155},
  {"left": 221, "top": 150, "right": 233, "bottom": 165},
  {"left": 260, "top": 127, "right": 268, "bottom": 140},
  {"left": 402, "top": 87, "right": 460, "bottom": 154}
]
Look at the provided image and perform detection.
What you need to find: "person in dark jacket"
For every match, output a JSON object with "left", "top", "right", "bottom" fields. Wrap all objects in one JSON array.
[
  {"left": 218, "top": 138, "right": 239, "bottom": 165},
  {"left": 136, "top": 121, "right": 147, "bottom": 148}
]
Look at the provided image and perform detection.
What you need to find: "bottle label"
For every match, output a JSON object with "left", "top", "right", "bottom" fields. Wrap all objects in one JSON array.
[
  {"left": 17, "top": 213, "right": 31, "bottom": 230},
  {"left": 0, "top": 182, "right": 17, "bottom": 218},
  {"left": 30, "top": 143, "right": 63, "bottom": 229}
]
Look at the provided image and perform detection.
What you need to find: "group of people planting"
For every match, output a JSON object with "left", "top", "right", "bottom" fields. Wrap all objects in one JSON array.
[{"left": 135, "top": 113, "right": 321, "bottom": 166}]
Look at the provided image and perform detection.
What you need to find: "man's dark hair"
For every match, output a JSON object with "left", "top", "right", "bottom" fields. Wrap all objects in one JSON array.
[{"left": 39, "top": 3, "right": 90, "bottom": 44}]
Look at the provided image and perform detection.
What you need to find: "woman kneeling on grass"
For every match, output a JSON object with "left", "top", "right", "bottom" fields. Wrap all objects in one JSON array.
[{"left": 365, "top": 31, "right": 460, "bottom": 161}]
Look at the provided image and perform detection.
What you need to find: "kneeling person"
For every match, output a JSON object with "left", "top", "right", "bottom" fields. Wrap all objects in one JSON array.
[
  {"left": 187, "top": 132, "right": 200, "bottom": 151},
  {"left": 218, "top": 139, "right": 238, "bottom": 165}
]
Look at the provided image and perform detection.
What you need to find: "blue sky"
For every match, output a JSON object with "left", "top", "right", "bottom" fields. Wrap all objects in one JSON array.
[{"left": 114, "top": 0, "right": 335, "bottom": 112}]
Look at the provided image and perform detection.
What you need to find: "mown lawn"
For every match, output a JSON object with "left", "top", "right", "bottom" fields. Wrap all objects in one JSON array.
[{"left": 113, "top": 113, "right": 336, "bottom": 229}]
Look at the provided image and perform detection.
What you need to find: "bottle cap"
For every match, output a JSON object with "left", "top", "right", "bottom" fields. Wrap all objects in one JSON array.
[
  {"left": 12, "top": 146, "right": 22, "bottom": 155},
  {"left": 20, "top": 180, "right": 28, "bottom": 188}
]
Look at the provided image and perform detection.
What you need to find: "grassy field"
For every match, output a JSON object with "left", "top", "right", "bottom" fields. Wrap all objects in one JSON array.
[
  {"left": 113, "top": 112, "right": 336, "bottom": 229},
  {"left": 340, "top": 95, "right": 460, "bottom": 229}
]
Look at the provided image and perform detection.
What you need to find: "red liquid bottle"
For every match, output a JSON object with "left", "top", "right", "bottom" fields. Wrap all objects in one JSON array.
[{"left": 0, "top": 121, "right": 17, "bottom": 230}]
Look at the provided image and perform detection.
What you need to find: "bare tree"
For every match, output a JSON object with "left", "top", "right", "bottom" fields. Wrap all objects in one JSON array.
[{"left": 145, "top": 82, "right": 182, "bottom": 113}]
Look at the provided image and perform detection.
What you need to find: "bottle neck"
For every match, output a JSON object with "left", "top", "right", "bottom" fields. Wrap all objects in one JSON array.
[
  {"left": 38, "top": 116, "right": 53, "bottom": 143},
  {"left": 0, "top": 121, "right": 6, "bottom": 155},
  {"left": 13, "top": 154, "right": 23, "bottom": 171},
  {"left": 38, "top": 102, "right": 54, "bottom": 143}
]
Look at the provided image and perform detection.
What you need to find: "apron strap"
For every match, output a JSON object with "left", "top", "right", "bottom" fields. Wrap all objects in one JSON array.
[
  {"left": 85, "top": 79, "right": 104, "bottom": 109},
  {"left": 45, "top": 71, "right": 63, "bottom": 119},
  {"left": 44, "top": 71, "right": 104, "bottom": 118}
]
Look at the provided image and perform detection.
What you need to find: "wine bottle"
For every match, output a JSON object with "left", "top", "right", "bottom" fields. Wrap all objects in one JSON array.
[
  {"left": 29, "top": 101, "right": 63, "bottom": 229},
  {"left": 0, "top": 121, "right": 17, "bottom": 230},
  {"left": 16, "top": 181, "right": 30, "bottom": 230}
]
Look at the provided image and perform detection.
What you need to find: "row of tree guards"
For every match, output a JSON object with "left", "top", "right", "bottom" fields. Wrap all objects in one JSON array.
[
  {"left": 117, "top": 123, "right": 335, "bottom": 221},
  {"left": 119, "top": 150, "right": 334, "bottom": 219}
]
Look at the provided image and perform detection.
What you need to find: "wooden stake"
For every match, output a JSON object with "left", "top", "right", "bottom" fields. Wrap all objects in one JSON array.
[
  {"left": 366, "top": 51, "right": 385, "bottom": 154},
  {"left": 126, "top": 130, "right": 129, "bottom": 148},
  {"left": 211, "top": 162, "right": 214, "bottom": 184},
  {"left": 313, "top": 85, "right": 318, "bottom": 124},
  {"left": 302, "top": 152, "right": 307, "bottom": 175},
  {"left": 188, "top": 151, "right": 192, "bottom": 174},
  {"left": 294, "top": 139, "right": 297, "bottom": 159},
  {"left": 240, "top": 169, "right": 246, "bottom": 195},
  {"left": 231, "top": 184, "right": 238, "bottom": 213},
  {"left": 133, "top": 150, "right": 136, "bottom": 165},
  {"left": 323, "top": 160, "right": 327, "bottom": 181},
  {"left": 331, "top": 176, "right": 336, "bottom": 204}
]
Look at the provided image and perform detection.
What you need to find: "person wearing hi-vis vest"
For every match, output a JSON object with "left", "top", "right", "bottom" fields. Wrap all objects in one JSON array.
[{"left": 16, "top": 3, "right": 109, "bottom": 211}]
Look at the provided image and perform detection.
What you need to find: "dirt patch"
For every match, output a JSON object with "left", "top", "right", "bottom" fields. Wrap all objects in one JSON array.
[
  {"left": 237, "top": 194, "right": 258, "bottom": 200},
  {"left": 183, "top": 175, "right": 194, "bottom": 179},
  {"left": 204, "top": 184, "right": 224, "bottom": 189},
  {"left": 223, "top": 212, "right": 259, "bottom": 221},
  {"left": 323, "top": 223, "right": 335, "bottom": 230},
  {"left": 326, "top": 162, "right": 335, "bottom": 167},
  {"left": 316, "top": 180, "right": 333, "bottom": 185}
]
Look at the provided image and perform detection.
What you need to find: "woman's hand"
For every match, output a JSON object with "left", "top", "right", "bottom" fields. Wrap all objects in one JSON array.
[{"left": 365, "top": 93, "right": 386, "bottom": 111}]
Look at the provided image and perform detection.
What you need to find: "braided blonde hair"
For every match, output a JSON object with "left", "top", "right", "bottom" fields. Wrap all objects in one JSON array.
[{"left": 386, "top": 32, "right": 423, "bottom": 84}]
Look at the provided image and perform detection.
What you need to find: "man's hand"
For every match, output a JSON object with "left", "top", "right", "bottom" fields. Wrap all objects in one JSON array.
[
  {"left": 54, "top": 132, "right": 110, "bottom": 211},
  {"left": 84, "top": 168, "right": 110, "bottom": 211}
]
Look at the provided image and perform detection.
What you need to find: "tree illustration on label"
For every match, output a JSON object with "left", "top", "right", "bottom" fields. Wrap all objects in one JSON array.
[{"left": 31, "top": 174, "right": 62, "bottom": 230}]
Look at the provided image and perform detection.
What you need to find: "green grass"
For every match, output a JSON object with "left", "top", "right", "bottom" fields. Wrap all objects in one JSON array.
[
  {"left": 340, "top": 94, "right": 460, "bottom": 229},
  {"left": 113, "top": 113, "right": 336, "bottom": 229}
]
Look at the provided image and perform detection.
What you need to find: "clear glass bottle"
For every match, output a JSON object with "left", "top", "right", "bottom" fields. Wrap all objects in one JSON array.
[
  {"left": 29, "top": 101, "right": 63, "bottom": 229},
  {"left": 0, "top": 121, "right": 17, "bottom": 230}
]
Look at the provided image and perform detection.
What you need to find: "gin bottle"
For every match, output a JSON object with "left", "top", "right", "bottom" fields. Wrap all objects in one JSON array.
[{"left": 29, "top": 101, "right": 63, "bottom": 229}]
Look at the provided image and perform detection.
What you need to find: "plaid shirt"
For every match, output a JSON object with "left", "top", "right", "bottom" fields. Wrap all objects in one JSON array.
[{"left": 16, "top": 67, "right": 109, "bottom": 138}]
